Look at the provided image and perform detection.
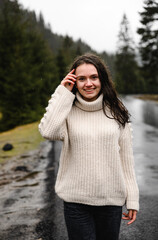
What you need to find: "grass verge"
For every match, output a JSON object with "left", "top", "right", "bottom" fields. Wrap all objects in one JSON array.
[
  {"left": 0, "top": 121, "right": 44, "bottom": 163},
  {"left": 137, "top": 94, "right": 158, "bottom": 103}
]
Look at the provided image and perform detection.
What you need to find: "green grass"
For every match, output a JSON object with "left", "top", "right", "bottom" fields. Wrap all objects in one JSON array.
[
  {"left": 137, "top": 94, "right": 158, "bottom": 103},
  {"left": 0, "top": 121, "right": 44, "bottom": 163}
]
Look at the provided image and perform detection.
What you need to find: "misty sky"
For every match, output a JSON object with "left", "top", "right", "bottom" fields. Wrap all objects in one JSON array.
[{"left": 19, "top": 0, "right": 144, "bottom": 53}]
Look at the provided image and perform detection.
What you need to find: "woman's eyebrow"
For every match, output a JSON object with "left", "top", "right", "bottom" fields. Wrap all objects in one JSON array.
[
  {"left": 76, "top": 75, "right": 85, "bottom": 79},
  {"left": 91, "top": 74, "right": 98, "bottom": 76},
  {"left": 76, "top": 73, "right": 98, "bottom": 77}
]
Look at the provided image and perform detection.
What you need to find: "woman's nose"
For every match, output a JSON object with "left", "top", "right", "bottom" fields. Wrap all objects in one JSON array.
[{"left": 85, "top": 78, "right": 93, "bottom": 86}]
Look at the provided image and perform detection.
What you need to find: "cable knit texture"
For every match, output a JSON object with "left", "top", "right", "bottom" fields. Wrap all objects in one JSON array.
[{"left": 39, "top": 85, "right": 139, "bottom": 211}]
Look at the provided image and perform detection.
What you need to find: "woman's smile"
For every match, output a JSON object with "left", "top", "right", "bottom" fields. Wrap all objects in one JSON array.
[{"left": 84, "top": 88, "right": 95, "bottom": 92}]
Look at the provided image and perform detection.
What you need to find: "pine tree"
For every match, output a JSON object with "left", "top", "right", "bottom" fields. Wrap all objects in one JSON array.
[
  {"left": 100, "top": 51, "right": 115, "bottom": 78},
  {"left": 0, "top": 0, "right": 58, "bottom": 131},
  {"left": 115, "top": 14, "right": 143, "bottom": 94},
  {"left": 137, "top": 0, "right": 158, "bottom": 93}
]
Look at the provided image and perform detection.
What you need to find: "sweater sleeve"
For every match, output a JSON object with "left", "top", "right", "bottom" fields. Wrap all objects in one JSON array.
[
  {"left": 38, "top": 85, "right": 75, "bottom": 141},
  {"left": 119, "top": 123, "right": 139, "bottom": 211}
]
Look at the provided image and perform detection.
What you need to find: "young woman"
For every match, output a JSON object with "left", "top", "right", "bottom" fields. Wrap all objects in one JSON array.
[{"left": 39, "top": 53, "right": 139, "bottom": 240}]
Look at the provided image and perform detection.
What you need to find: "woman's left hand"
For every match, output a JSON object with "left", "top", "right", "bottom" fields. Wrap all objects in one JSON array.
[{"left": 122, "top": 209, "right": 137, "bottom": 225}]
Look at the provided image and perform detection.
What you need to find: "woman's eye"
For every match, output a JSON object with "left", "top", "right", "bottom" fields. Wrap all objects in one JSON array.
[
  {"left": 78, "top": 77, "right": 85, "bottom": 81},
  {"left": 92, "top": 76, "right": 98, "bottom": 80}
]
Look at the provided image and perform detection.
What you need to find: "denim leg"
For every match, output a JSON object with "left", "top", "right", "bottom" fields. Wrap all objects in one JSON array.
[
  {"left": 93, "top": 205, "right": 122, "bottom": 240},
  {"left": 64, "top": 201, "right": 96, "bottom": 240}
]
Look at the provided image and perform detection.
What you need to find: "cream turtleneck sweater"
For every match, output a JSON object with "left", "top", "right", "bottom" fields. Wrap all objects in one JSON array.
[{"left": 39, "top": 85, "right": 139, "bottom": 211}]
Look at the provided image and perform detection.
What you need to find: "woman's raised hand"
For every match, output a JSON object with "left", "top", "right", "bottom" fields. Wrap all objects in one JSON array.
[{"left": 61, "top": 69, "right": 76, "bottom": 92}]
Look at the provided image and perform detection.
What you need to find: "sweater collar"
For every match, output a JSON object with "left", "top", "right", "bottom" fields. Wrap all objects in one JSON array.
[{"left": 75, "top": 92, "right": 103, "bottom": 112}]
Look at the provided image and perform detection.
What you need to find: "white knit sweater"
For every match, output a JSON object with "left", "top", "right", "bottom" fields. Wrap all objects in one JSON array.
[{"left": 39, "top": 85, "right": 139, "bottom": 211}]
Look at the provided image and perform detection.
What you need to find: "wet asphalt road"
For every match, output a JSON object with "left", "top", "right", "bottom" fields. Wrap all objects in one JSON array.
[{"left": 0, "top": 96, "right": 158, "bottom": 240}]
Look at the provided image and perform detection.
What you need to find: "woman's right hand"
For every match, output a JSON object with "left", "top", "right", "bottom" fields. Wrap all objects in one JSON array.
[{"left": 61, "top": 69, "right": 76, "bottom": 92}]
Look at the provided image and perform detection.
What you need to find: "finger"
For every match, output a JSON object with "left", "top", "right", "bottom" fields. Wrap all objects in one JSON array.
[
  {"left": 69, "top": 69, "right": 75, "bottom": 74},
  {"left": 122, "top": 211, "right": 130, "bottom": 220},
  {"left": 127, "top": 217, "right": 135, "bottom": 225},
  {"left": 128, "top": 210, "right": 133, "bottom": 220},
  {"left": 132, "top": 211, "right": 137, "bottom": 220},
  {"left": 65, "top": 76, "right": 76, "bottom": 82},
  {"left": 64, "top": 80, "right": 75, "bottom": 85},
  {"left": 122, "top": 212, "right": 128, "bottom": 217},
  {"left": 122, "top": 217, "right": 130, "bottom": 220},
  {"left": 127, "top": 211, "right": 137, "bottom": 225},
  {"left": 122, "top": 216, "right": 130, "bottom": 219},
  {"left": 67, "top": 72, "right": 76, "bottom": 76},
  {"left": 61, "top": 80, "right": 75, "bottom": 86},
  {"left": 68, "top": 75, "right": 77, "bottom": 80},
  {"left": 122, "top": 215, "right": 130, "bottom": 220},
  {"left": 133, "top": 210, "right": 137, "bottom": 216},
  {"left": 66, "top": 73, "right": 77, "bottom": 78}
]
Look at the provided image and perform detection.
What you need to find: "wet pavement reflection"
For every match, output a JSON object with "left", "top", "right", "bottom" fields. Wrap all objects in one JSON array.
[{"left": 122, "top": 96, "right": 158, "bottom": 196}]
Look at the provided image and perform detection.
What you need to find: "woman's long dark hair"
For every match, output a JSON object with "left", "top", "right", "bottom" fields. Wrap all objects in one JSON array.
[{"left": 70, "top": 53, "right": 130, "bottom": 127}]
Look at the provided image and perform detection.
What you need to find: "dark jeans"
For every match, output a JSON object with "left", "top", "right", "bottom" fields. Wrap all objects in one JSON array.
[{"left": 64, "top": 201, "right": 122, "bottom": 240}]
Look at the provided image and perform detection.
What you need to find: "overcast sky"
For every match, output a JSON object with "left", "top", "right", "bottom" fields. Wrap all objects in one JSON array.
[{"left": 19, "top": 0, "right": 144, "bottom": 53}]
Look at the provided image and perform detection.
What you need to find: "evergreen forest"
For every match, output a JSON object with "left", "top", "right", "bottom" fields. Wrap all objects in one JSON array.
[{"left": 0, "top": 0, "right": 157, "bottom": 131}]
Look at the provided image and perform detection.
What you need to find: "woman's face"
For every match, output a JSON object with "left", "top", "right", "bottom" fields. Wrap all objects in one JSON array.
[{"left": 75, "top": 63, "right": 101, "bottom": 102}]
